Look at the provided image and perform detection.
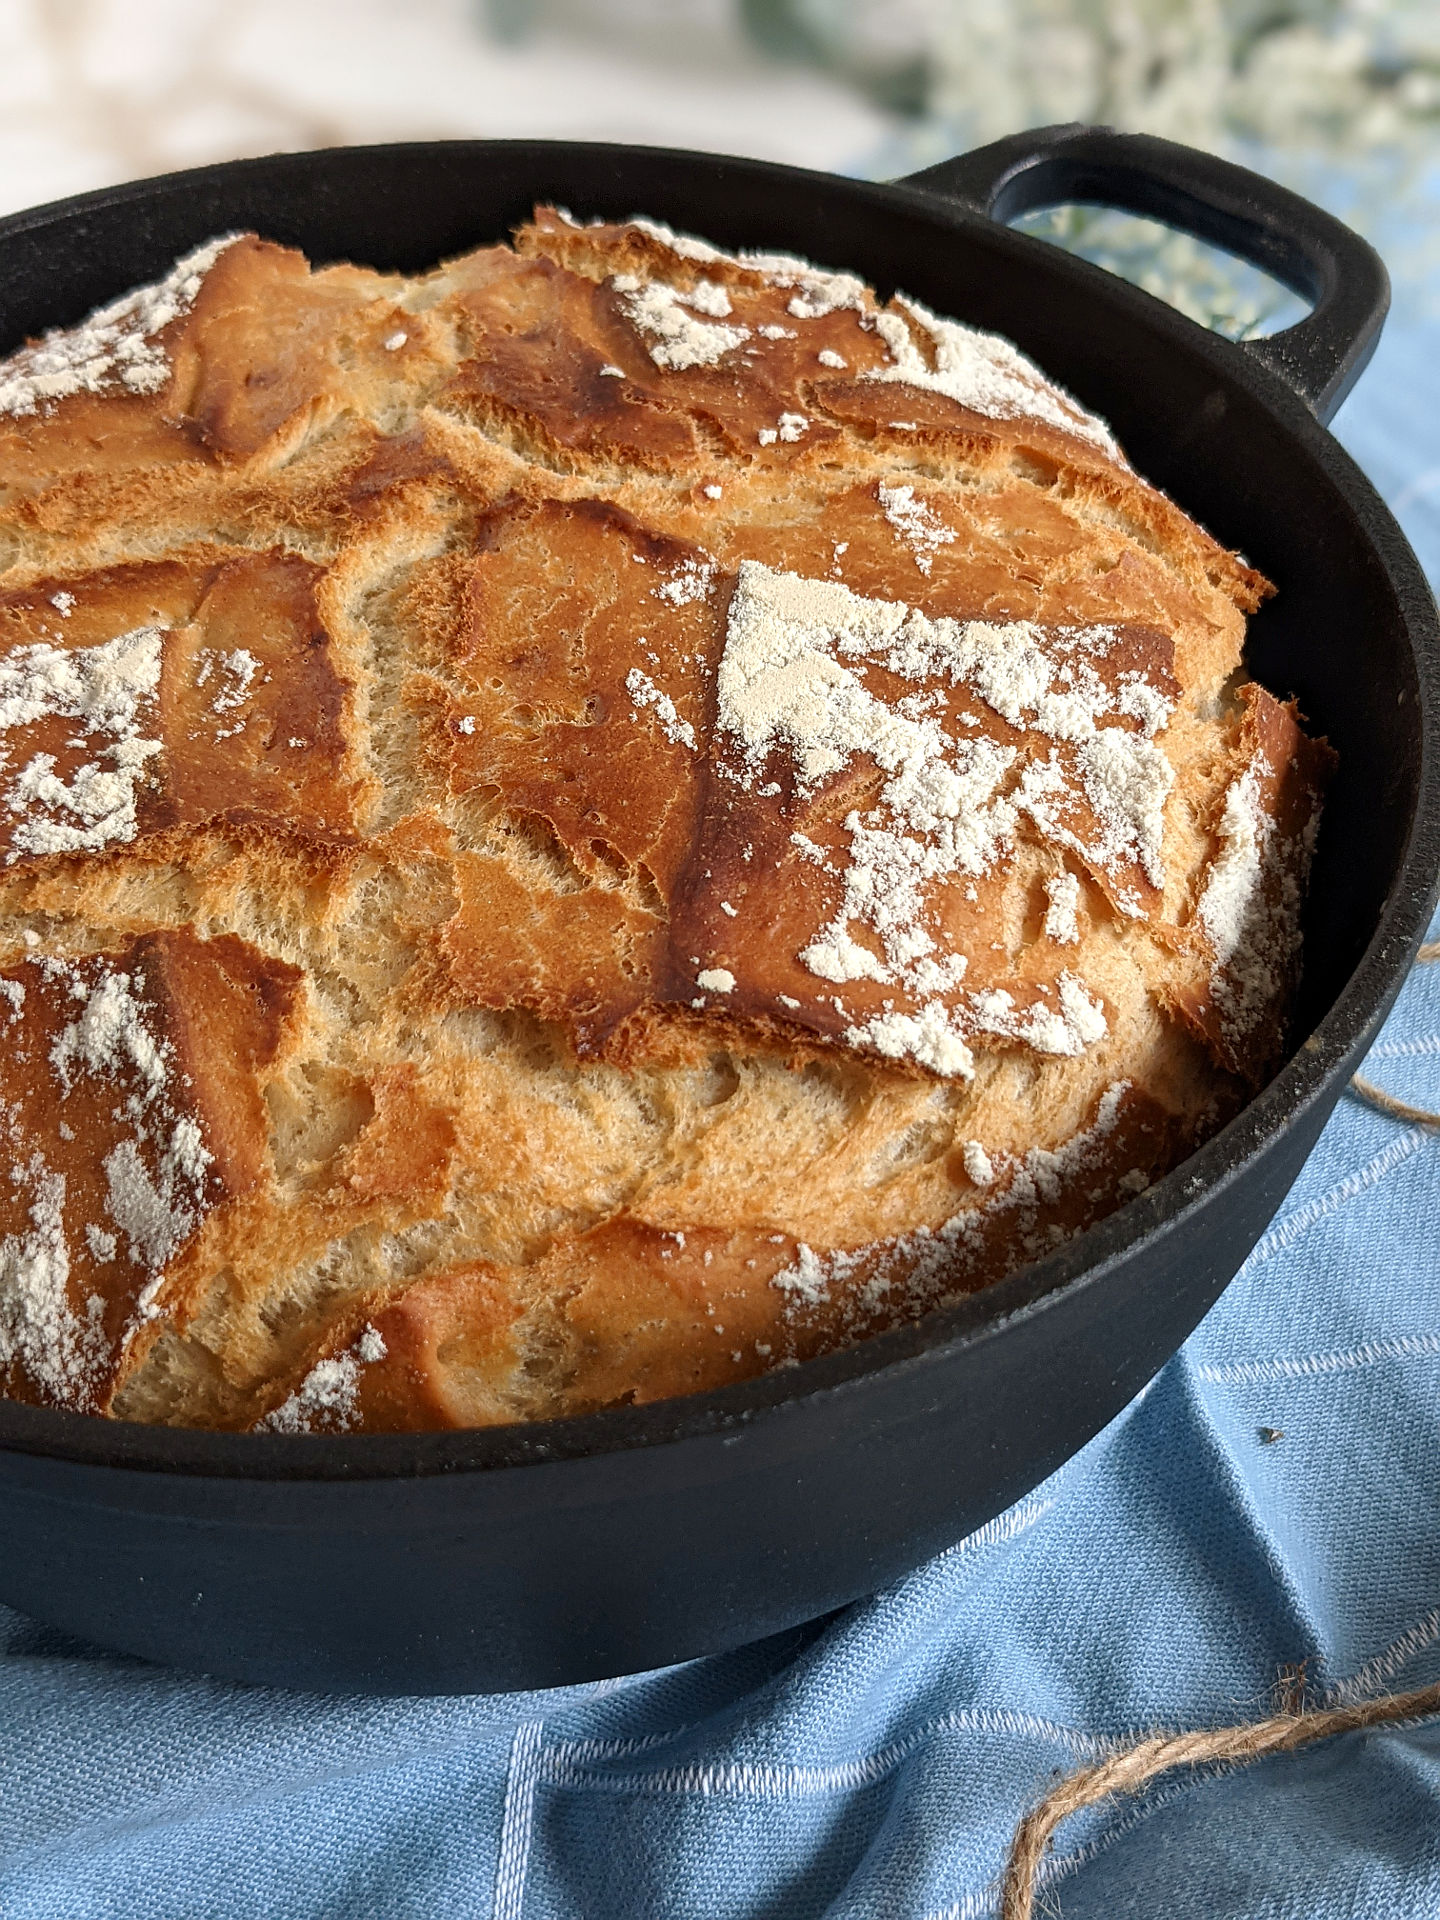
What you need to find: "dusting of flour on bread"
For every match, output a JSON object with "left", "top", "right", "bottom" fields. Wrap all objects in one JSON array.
[
  {"left": 711, "top": 560, "right": 1187, "bottom": 1071},
  {"left": 0, "top": 626, "right": 164, "bottom": 861},
  {"left": 877, "top": 482, "right": 958, "bottom": 576},
  {"left": 618, "top": 212, "right": 1119, "bottom": 457},
  {"left": 0, "top": 1158, "right": 109, "bottom": 1408},
  {"left": 1043, "top": 870, "right": 1082, "bottom": 944},
  {"left": 627, "top": 214, "right": 871, "bottom": 319},
  {"left": 49, "top": 961, "right": 213, "bottom": 1307},
  {"left": 0, "top": 950, "right": 225, "bottom": 1412},
  {"left": 259, "top": 1324, "right": 388, "bottom": 1434},
  {"left": 0, "top": 236, "right": 239, "bottom": 419},
  {"left": 865, "top": 295, "right": 1123, "bottom": 459},
  {"left": 611, "top": 274, "right": 751, "bottom": 371},
  {"left": 626, "top": 666, "right": 697, "bottom": 749},
  {"left": 1197, "top": 755, "right": 1309, "bottom": 1051},
  {"left": 771, "top": 1079, "right": 1135, "bottom": 1313}
]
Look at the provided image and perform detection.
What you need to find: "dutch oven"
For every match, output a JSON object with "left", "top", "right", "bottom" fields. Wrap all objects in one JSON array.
[{"left": 0, "top": 124, "right": 1433, "bottom": 1693}]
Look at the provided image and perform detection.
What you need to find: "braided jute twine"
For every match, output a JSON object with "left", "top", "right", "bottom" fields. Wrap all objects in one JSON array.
[
  {"left": 999, "top": 1676, "right": 1440, "bottom": 1920},
  {"left": 999, "top": 938, "right": 1440, "bottom": 1920},
  {"left": 1351, "top": 937, "right": 1440, "bottom": 1128}
]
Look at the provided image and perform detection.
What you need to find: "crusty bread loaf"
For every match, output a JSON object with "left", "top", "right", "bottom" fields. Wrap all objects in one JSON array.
[{"left": 0, "top": 211, "right": 1331, "bottom": 1432}]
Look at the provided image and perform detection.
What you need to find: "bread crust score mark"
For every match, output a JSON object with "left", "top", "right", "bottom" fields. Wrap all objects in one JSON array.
[{"left": 0, "top": 213, "right": 1331, "bottom": 1431}]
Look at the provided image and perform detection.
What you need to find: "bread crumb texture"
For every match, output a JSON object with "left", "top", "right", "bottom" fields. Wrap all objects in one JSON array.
[{"left": 0, "top": 211, "right": 1332, "bottom": 1431}]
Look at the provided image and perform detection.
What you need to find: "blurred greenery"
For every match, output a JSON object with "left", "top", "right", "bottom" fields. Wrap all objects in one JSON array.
[
  {"left": 735, "top": 0, "right": 1440, "bottom": 159},
  {"left": 479, "top": 0, "right": 1439, "bottom": 324},
  {"left": 739, "top": 0, "right": 1440, "bottom": 317},
  {"left": 1010, "top": 204, "right": 1312, "bottom": 337}
]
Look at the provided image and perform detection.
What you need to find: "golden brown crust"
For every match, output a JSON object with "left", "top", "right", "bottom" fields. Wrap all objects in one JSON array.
[
  {"left": 0, "top": 550, "right": 366, "bottom": 875},
  {"left": 1161, "top": 684, "right": 1335, "bottom": 1082},
  {"left": 0, "top": 211, "right": 1329, "bottom": 1432},
  {"left": 0, "top": 927, "right": 301, "bottom": 1411}
]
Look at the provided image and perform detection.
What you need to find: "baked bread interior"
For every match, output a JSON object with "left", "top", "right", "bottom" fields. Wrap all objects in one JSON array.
[{"left": 0, "top": 210, "right": 1332, "bottom": 1432}]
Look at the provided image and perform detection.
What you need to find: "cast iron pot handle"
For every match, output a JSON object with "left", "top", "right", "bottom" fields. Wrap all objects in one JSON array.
[{"left": 896, "top": 123, "right": 1389, "bottom": 425}]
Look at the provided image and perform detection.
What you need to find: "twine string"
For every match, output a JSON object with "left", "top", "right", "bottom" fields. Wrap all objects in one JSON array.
[
  {"left": 1000, "top": 1677, "right": 1440, "bottom": 1920},
  {"left": 1348, "top": 1075, "right": 1440, "bottom": 1128},
  {"left": 1347, "top": 936, "right": 1440, "bottom": 1125},
  {"left": 1000, "top": 935, "right": 1440, "bottom": 1918}
]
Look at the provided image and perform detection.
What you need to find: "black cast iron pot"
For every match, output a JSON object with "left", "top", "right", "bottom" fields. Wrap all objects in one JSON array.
[{"left": 0, "top": 125, "right": 1434, "bottom": 1695}]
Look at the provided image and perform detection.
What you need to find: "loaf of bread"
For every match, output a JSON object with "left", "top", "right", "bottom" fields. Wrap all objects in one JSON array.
[{"left": 0, "top": 211, "right": 1331, "bottom": 1431}]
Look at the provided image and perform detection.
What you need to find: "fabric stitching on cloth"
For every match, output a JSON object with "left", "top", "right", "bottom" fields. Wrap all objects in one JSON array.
[
  {"left": 534, "top": 1722, "right": 724, "bottom": 1767},
  {"left": 1193, "top": 1334, "right": 1440, "bottom": 1385},
  {"left": 1162, "top": 1361, "right": 1335, "bottom": 1688},
  {"left": 929, "top": 1499, "right": 1055, "bottom": 1568},
  {"left": 1328, "top": 1608, "right": 1440, "bottom": 1706},
  {"left": 1240, "top": 1126, "right": 1432, "bottom": 1268},
  {"left": 1367, "top": 1034, "right": 1440, "bottom": 1059},
  {"left": 3, "top": 1719, "right": 530, "bottom": 1873},
  {"left": 541, "top": 1707, "right": 1114, "bottom": 1796},
  {"left": 921, "top": 1888, "right": 997, "bottom": 1919},
  {"left": 924, "top": 1882, "right": 1015, "bottom": 1920},
  {"left": 493, "top": 1719, "right": 545, "bottom": 1920}
]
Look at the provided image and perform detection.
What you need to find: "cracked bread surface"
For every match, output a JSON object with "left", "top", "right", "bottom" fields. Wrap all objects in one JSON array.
[{"left": 0, "top": 212, "right": 1331, "bottom": 1432}]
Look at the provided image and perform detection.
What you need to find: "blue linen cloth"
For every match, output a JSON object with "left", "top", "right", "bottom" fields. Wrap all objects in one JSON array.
[{"left": 2, "top": 266, "right": 1439, "bottom": 1920}]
